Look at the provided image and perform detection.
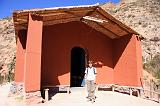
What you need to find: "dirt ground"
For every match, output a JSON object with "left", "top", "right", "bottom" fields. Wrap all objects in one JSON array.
[
  {"left": 30, "top": 91, "right": 160, "bottom": 106},
  {"left": 1, "top": 84, "right": 159, "bottom": 106}
]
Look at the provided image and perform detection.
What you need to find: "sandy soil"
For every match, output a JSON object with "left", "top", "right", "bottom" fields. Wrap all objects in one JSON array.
[
  {"left": 32, "top": 88, "right": 160, "bottom": 106},
  {"left": 0, "top": 84, "right": 159, "bottom": 106}
]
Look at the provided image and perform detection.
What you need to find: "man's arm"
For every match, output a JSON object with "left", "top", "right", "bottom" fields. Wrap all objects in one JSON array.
[
  {"left": 94, "top": 67, "right": 97, "bottom": 74},
  {"left": 84, "top": 68, "right": 87, "bottom": 79}
]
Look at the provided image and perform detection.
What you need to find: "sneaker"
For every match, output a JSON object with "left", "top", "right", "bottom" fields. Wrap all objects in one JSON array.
[
  {"left": 86, "top": 96, "right": 89, "bottom": 98},
  {"left": 87, "top": 98, "right": 92, "bottom": 102},
  {"left": 91, "top": 99, "right": 95, "bottom": 103}
]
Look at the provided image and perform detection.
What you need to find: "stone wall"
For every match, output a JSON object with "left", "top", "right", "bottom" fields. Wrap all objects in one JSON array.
[{"left": 8, "top": 82, "right": 42, "bottom": 105}]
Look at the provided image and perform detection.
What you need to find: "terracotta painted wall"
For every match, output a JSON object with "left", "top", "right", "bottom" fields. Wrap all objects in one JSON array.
[
  {"left": 15, "top": 30, "right": 27, "bottom": 82},
  {"left": 15, "top": 21, "right": 142, "bottom": 90},
  {"left": 113, "top": 35, "right": 142, "bottom": 86},
  {"left": 24, "top": 15, "right": 43, "bottom": 92},
  {"left": 41, "top": 21, "right": 114, "bottom": 86},
  {"left": 135, "top": 36, "right": 143, "bottom": 86}
]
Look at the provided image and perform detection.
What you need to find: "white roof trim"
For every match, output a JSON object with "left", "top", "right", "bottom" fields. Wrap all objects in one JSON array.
[
  {"left": 17, "top": 3, "right": 100, "bottom": 13},
  {"left": 83, "top": 16, "right": 108, "bottom": 23}
]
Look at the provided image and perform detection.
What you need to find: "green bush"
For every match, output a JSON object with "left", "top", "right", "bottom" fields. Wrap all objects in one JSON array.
[
  {"left": 143, "top": 54, "right": 160, "bottom": 79},
  {"left": 0, "top": 55, "right": 16, "bottom": 84},
  {"left": 0, "top": 74, "right": 4, "bottom": 84},
  {"left": 7, "top": 55, "right": 16, "bottom": 82},
  {"left": 155, "top": 69, "right": 160, "bottom": 79},
  {"left": 6, "top": 73, "right": 15, "bottom": 82},
  {"left": 3, "top": 17, "right": 11, "bottom": 21}
]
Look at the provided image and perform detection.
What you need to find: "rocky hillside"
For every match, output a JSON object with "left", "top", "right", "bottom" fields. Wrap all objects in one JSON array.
[
  {"left": 101, "top": 0, "right": 160, "bottom": 63},
  {"left": 0, "top": 17, "right": 16, "bottom": 83}
]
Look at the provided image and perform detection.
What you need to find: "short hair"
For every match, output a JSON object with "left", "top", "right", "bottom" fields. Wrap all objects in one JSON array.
[{"left": 88, "top": 60, "right": 93, "bottom": 64}]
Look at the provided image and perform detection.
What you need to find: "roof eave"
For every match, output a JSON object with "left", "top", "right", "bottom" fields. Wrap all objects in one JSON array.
[{"left": 13, "top": 5, "right": 143, "bottom": 39}]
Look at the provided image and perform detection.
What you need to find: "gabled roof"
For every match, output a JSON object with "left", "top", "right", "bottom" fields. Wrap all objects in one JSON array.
[{"left": 13, "top": 4, "right": 141, "bottom": 39}]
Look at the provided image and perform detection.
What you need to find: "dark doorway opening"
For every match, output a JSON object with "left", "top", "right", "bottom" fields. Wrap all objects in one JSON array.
[{"left": 70, "top": 47, "right": 86, "bottom": 87}]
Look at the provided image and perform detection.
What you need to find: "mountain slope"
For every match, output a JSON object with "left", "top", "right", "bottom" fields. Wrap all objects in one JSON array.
[
  {"left": 0, "top": 17, "right": 16, "bottom": 83},
  {"left": 101, "top": 0, "right": 160, "bottom": 62}
]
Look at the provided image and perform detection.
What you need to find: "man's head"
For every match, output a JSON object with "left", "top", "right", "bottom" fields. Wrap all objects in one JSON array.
[{"left": 88, "top": 61, "right": 93, "bottom": 68}]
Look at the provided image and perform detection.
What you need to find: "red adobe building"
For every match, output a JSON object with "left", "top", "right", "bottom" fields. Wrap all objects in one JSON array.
[{"left": 13, "top": 5, "right": 142, "bottom": 93}]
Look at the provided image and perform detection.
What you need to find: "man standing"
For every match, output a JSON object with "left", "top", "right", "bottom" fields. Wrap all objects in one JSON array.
[{"left": 85, "top": 61, "right": 97, "bottom": 103}]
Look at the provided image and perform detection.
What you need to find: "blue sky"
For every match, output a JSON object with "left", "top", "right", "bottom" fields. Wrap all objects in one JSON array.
[{"left": 0, "top": 0, "right": 120, "bottom": 18}]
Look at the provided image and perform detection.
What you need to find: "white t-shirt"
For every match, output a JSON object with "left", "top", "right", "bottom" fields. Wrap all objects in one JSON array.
[{"left": 85, "top": 67, "right": 97, "bottom": 81}]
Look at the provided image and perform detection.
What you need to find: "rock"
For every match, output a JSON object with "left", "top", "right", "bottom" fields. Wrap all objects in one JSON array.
[
  {"left": 8, "top": 82, "right": 24, "bottom": 99},
  {"left": 150, "top": 37, "right": 160, "bottom": 42},
  {"left": 10, "top": 82, "right": 17, "bottom": 94},
  {"left": 25, "top": 91, "right": 42, "bottom": 105}
]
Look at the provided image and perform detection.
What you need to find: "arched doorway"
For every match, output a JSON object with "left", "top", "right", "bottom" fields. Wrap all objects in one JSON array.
[{"left": 70, "top": 47, "right": 86, "bottom": 87}]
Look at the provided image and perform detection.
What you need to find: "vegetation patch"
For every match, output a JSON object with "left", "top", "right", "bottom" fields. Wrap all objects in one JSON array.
[{"left": 143, "top": 54, "right": 160, "bottom": 79}]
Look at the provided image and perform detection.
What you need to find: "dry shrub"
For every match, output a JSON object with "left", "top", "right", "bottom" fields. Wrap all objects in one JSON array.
[{"left": 143, "top": 54, "right": 160, "bottom": 79}]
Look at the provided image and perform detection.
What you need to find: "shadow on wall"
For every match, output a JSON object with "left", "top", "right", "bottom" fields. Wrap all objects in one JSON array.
[
  {"left": 113, "top": 35, "right": 132, "bottom": 67},
  {"left": 40, "top": 21, "right": 131, "bottom": 87},
  {"left": 85, "top": 35, "right": 132, "bottom": 69},
  {"left": 18, "top": 29, "right": 27, "bottom": 49}
]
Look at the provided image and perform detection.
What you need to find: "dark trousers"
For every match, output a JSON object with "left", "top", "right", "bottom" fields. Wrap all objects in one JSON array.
[{"left": 86, "top": 80, "right": 96, "bottom": 100}]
